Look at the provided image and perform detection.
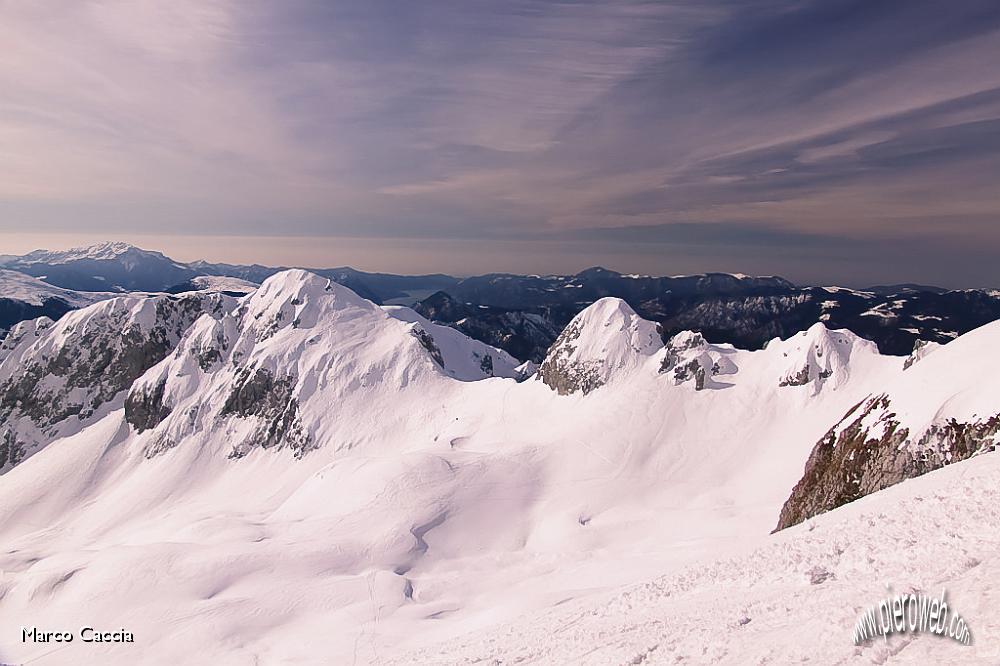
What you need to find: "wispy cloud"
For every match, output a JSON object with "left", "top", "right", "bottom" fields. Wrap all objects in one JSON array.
[{"left": 2, "top": 1, "right": 1000, "bottom": 284}]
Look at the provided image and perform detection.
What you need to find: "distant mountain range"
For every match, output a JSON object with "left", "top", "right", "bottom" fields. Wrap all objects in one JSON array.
[{"left": 3, "top": 241, "right": 1000, "bottom": 361}]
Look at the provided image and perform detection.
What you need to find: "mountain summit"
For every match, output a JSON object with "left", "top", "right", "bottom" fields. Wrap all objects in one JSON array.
[{"left": 537, "top": 297, "right": 661, "bottom": 395}]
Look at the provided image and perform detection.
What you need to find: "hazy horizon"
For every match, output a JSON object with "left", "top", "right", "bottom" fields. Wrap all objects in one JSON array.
[{"left": 1, "top": 232, "right": 993, "bottom": 289}]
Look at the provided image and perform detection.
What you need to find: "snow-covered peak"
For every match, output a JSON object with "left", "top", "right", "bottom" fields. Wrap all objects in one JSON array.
[
  {"left": 18, "top": 241, "right": 163, "bottom": 265},
  {"left": 537, "top": 297, "right": 662, "bottom": 395},
  {"left": 237, "top": 268, "right": 377, "bottom": 340},
  {"left": 7, "top": 241, "right": 196, "bottom": 292},
  {"left": 123, "top": 269, "right": 525, "bottom": 460}
]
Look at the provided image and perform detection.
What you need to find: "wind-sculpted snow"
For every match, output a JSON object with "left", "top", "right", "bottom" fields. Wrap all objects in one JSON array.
[
  {"left": 0, "top": 292, "right": 233, "bottom": 473},
  {"left": 777, "top": 319, "right": 1000, "bottom": 530}
]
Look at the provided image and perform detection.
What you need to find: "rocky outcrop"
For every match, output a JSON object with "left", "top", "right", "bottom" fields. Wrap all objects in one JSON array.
[
  {"left": 537, "top": 318, "right": 604, "bottom": 395},
  {"left": 411, "top": 327, "right": 445, "bottom": 368},
  {"left": 903, "top": 339, "right": 941, "bottom": 370},
  {"left": 477, "top": 353, "right": 494, "bottom": 376},
  {"left": 222, "top": 367, "right": 311, "bottom": 458},
  {"left": 124, "top": 379, "right": 172, "bottom": 433},
  {"left": 658, "top": 331, "right": 737, "bottom": 391},
  {"left": 775, "top": 394, "right": 1000, "bottom": 530}
]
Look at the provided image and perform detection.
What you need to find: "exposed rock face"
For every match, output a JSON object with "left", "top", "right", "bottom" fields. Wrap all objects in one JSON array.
[
  {"left": 221, "top": 367, "right": 310, "bottom": 458},
  {"left": 124, "top": 379, "right": 171, "bottom": 433},
  {"left": 537, "top": 319, "right": 603, "bottom": 395},
  {"left": 477, "top": 353, "right": 494, "bottom": 376},
  {"left": 0, "top": 430, "right": 23, "bottom": 470},
  {"left": 0, "top": 293, "right": 233, "bottom": 473},
  {"left": 775, "top": 394, "right": 1000, "bottom": 531}
]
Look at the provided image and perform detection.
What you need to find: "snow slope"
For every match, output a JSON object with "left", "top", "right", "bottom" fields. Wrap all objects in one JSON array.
[
  {"left": 0, "top": 269, "right": 105, "bottom": 307},
  {"left": 383, "top": 305, "right": 520, "bottom": 380},
  {"left": 777, "top": 317, "right": 1000, "bottom": 530},
  {"left": 393, "top": 450, "right": 1000, "bottom": 665},
  {"left": 2, "top": 269, "right": 993, "bottom": 665}
]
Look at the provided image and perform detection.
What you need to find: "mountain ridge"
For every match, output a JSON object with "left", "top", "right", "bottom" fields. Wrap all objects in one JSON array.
[{"left": 6, "top": 242, "right": 1000, "bottom": 366}]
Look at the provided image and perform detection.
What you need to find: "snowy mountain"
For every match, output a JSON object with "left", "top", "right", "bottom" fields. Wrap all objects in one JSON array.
[
  {"left": 6, "top": 242, "right": 1000, "bottom": 363},
  {"left": 6, "top": 241, "right": 197, "bottom": 292},
  {"left": 1, "top": 269, "right": 998, "bottom": 664},
  {"left": 0, "top": 269, "right": 102, "bottom": 307},
  {"left": 413, "top": 290, "right": 560, "bottom": 363},
  {"left": 537, "top": 297, "right": 663, "bottom": 394}
]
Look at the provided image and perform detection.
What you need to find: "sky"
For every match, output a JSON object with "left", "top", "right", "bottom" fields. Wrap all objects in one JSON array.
[{"left": 2, "top": 1, "right": 1000, "bottom": 286}]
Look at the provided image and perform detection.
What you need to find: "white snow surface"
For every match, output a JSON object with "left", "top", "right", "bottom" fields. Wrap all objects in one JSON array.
[
  {"left": 1, "top": 269, "right": 997, "bottom": 664},
  {"left": 393, "top": 451, "right": 1000, "bottom": 665}
]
